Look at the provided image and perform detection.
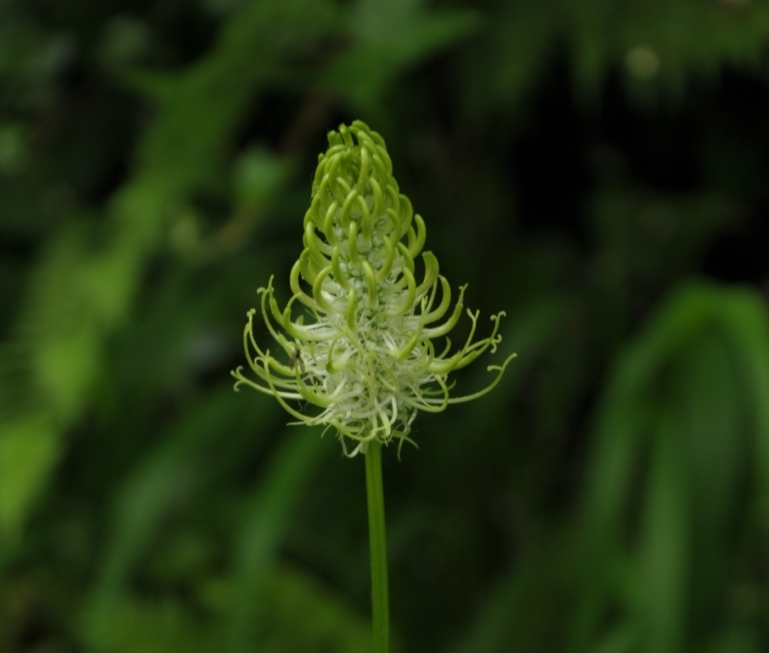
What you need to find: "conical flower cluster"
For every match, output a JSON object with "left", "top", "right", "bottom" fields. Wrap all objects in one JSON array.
[{"left": 232, "top": 121, "right": 515, "bottom": 456}]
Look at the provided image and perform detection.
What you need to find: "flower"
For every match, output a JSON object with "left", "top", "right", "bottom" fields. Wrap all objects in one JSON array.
[{"left": 232, "top": 120, "right": 515, "bottom": 456}]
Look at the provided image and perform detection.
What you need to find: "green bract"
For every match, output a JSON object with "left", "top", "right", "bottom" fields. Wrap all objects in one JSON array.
[{"left": 232, "top": 121, "right": 515, "bottom": 456}]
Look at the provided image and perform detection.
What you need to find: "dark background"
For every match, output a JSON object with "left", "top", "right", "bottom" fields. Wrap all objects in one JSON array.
[{"left": 1, "top": 1, "right": 769, "bottom": 651}]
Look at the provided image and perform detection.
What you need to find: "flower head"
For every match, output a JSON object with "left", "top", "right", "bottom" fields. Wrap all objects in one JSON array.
[{"left": 232, "top": 120, "right": 515, "bottom": 456}]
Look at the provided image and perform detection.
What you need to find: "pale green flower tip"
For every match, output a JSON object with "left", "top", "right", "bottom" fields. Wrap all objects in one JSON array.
[{"left": 233, "top": 120, "right": 515, "bottom": 456}]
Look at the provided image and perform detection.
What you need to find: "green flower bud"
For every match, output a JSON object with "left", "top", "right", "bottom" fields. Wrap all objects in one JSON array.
[{"left": 232, "top": 121, "right": 515, "bottom": 456}]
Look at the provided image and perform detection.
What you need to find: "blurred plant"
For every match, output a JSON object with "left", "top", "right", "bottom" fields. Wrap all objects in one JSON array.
[{"left": 2, "top": 1, "right": 769, "bottom": 652}]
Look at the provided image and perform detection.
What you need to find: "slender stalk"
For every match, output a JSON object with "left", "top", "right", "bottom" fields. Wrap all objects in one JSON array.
[{"left": 365, "top": 439, "right": 390, "bottom": 653}]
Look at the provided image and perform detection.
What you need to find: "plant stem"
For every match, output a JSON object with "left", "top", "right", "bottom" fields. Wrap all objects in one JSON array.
[{"left": 365, "top": 439, "right": 390, "bottom": 653}]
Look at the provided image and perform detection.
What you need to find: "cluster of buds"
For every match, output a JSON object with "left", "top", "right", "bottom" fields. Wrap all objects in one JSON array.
[{"left": 232, "top": 121, "right": 515, "bottom": 456}]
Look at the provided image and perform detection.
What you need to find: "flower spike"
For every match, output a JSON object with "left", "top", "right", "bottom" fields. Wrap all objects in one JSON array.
[{"left": 232, "top": 121, "right": 515, "bottom": 455}]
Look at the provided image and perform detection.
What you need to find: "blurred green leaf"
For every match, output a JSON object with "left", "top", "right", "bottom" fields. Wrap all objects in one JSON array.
[
  {"left": 633, "top": 414, "right": 688, "bottom": 653},
  {"left": 0, "top": 417, "right": 58, "bottom": 543},
  {"left": 260, "top": 565, "right": 372, "bottom": 653},
  {"left": 323, "top": 0, "right": 481, "bottom": 110},
  {"left": 82, "top": 595, "right": 219, "bottom": 653},
  {"left": 232, "top": 148, "right": 293, "bottom": 211},
  {"left": 575, "top": 284, "right": 769, "bottom": 651},
  {"left": 228, "top": 427, "right": 328, "bottom": 653}
]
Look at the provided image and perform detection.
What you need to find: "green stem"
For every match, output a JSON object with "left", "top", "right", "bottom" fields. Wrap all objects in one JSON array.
[{"left": 365, "top": 439, "right": 390, "bottom": 653}]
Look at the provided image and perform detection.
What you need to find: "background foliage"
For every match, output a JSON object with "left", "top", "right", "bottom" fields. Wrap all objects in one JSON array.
[{"left": 2, "top": 0, "right": 769, "bottom": 651}]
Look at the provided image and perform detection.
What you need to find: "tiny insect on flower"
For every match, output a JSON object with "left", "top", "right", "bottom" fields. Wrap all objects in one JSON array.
[
  {"left": 232, "top": 120, "right": 516, "bottom": 457},
  {"left": 289, "top": 347, "right": 305, "bottom": 374}
]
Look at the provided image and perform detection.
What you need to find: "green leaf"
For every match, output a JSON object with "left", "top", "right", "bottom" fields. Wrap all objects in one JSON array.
[
  {"left": 575, "top": 283, "right": 769, "bottom": 651},
  {"left": 323, "top": 0, "right": 481, "bottom": 109},
  {"left": 633, "top": 414, "right": 689, "bottom": 653},
  {"left": 0, "top": 417, "right": 59, "bottom": 544},
  {"left": 228, "top": 427, "right": 328, "bottom": 653}
]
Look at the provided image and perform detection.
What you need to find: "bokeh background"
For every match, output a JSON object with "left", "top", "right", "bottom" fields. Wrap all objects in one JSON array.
[{"left": 2, "top": 0, "right": 769, "bottom": 651}]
